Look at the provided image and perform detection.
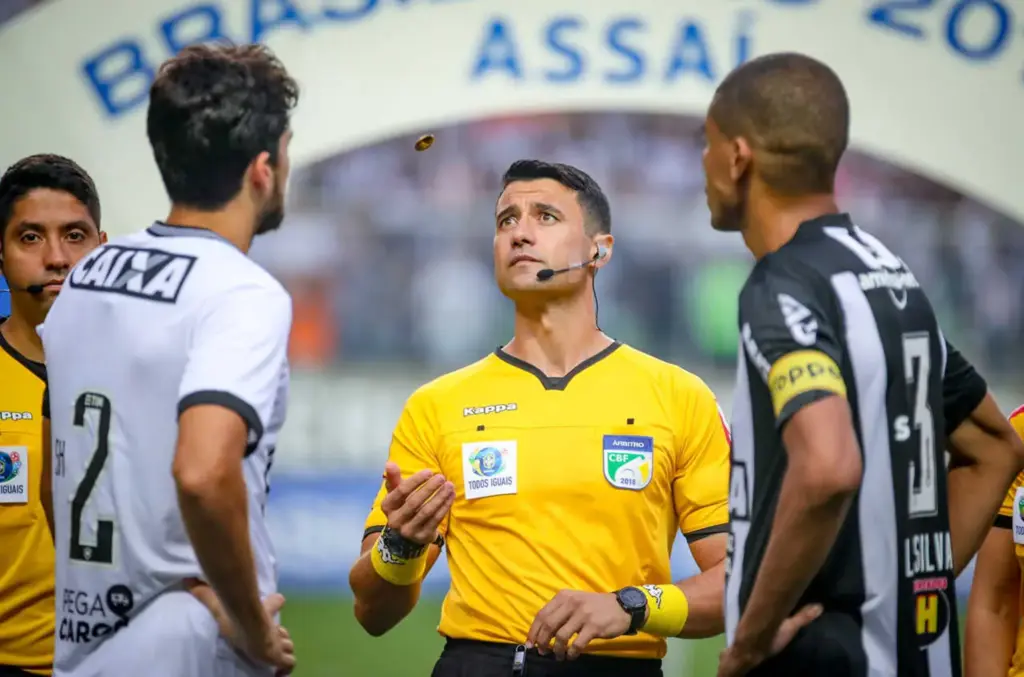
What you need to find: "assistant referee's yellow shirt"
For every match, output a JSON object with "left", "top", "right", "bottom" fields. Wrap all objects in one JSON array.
[
  {"left": 997, "top": 406, "right": 1024, "bottom": 677},
  {"left": 0, "top": 321, "right": 54, "bottom": 674},
  {"left": 364, "top": 342, "right": 730, "bottom": 659}
]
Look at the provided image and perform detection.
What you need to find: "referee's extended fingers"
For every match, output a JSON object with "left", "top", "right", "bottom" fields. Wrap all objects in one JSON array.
[
  {"left": 406, "top": 482, "right": 454, "bottom": 529},
  {"left": 381, "top": 470, "right": 439, "bottom": 515}
]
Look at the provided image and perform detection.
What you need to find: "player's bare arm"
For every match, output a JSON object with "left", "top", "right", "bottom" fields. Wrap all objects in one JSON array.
[
  {"left": 174, "top": 404, "right": 294, "bottom": 671},
  {"left": 946, "top": 394, "right": 1024, "bottom": 575},
  {"left": 964, "top": 519, "right": 1019, "bottom": 677},
  {"left": 349, "top": 462, "right": 454, "bottom": 636},
  {"left": 721, "top": 395, "right": 860, "bottom": 676}
]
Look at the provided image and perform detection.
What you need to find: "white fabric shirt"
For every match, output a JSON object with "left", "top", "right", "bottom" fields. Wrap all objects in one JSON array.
[{"left": 41, "top": 222, "right": 291, "bottom": 672}]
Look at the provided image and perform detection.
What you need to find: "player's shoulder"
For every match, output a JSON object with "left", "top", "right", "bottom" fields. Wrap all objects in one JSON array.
[{"left": 614, "top": 344, "right": 717, "bottom": 401}]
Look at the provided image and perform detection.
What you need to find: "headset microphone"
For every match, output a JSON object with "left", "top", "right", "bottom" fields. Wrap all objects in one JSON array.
[
  {"left": 536, "top": 245, "right": 608, "bottom": 282},
  {"left": 0, "top": 283, "right": 46, "bottom": 294}
]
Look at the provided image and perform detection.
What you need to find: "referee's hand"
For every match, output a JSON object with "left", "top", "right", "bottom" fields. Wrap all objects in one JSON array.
[{"left": 380, "top": 462, "right": 455, "bottom": 546}]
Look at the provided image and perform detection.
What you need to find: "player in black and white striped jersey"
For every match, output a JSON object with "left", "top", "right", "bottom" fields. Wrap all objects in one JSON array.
[{"left": 700, "top": 52, "right": 1024, "bottom": 677}]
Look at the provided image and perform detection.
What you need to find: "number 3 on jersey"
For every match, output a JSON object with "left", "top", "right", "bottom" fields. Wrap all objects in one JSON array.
[
  {"left": 895, "top": 333, "right": 938, "bottom": 519},
  {"left": 70, "top": 392, "right": 115, "bottom": 565}
]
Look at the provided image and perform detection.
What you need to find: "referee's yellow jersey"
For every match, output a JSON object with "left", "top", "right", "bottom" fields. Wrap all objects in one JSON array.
[
  {"left": 0, "top": 320, "right": 54, "bottom": 675},
  {"left": 363, "top": 341, "right": 730, "bottom": 659}
]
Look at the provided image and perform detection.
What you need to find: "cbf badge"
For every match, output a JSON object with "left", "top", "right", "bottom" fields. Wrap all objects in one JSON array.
[
  {"left": 0, "top": 446, "right": 28, "bottom": 504},
  {"left": 603, "top": 435, "right": 654, "bottom": 490}
]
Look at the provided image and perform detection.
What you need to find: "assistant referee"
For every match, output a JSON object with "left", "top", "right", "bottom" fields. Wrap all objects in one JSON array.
[
  {"left": 0, "top": 154, "right": 105, "bottom": 677},
  {"left": 349, "top": 160, "right": 731, "bottom": 677}
]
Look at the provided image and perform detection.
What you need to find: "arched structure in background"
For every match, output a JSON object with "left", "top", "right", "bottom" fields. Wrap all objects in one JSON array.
[{"left": 0, "top": 0, "right": 1021, "bottom": 234}]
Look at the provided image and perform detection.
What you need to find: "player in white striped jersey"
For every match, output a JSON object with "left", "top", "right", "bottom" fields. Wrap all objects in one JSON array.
[{"left": 40, "top": 44, "right": 299, "bottom": 677}]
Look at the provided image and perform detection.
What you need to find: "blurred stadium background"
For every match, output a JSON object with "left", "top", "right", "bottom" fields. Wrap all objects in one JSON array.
[{"left": 3, "top": 0, "right": 1024, "bottom": 675}]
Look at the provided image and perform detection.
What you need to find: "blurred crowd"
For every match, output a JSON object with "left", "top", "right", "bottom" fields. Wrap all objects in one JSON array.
[{"left": 253, "top": 112, "right": 1024, "bottom": 387}]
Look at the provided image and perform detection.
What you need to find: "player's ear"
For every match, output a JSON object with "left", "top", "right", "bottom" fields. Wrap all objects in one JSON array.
[
  {"left": 248, "top": 151, "right": 274, "bottom": 199},
  {"left": 730, "top": 136, "right": 753, "bottom": 183},
  {"left": 592, "top": 234, "right": 613, "bottom": 270},
  {"left": 99, "top": 231, "right": 108, "bottom": 245}
]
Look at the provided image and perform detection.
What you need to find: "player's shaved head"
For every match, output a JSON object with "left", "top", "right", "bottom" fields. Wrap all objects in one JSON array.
[{"left": 708, "top": 52, "right": 849, "bottom": 195}]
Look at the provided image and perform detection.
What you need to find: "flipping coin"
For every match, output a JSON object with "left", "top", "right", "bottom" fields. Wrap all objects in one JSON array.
[{"left": 414, "top": 134, "right": 435, "bottom": 152}]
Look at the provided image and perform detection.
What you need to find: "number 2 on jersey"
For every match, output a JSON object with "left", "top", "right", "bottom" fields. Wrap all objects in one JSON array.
[
  {"left": 70, "top": 392, "right": 115, "bottom": 564},
  {"left": 900, "top": 333, "right": 938, "bottom": 519}
]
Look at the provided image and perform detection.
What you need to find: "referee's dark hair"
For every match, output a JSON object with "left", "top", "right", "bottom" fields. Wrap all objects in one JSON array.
[
  {"left": 147, "top": 43, "right": 299, "bottom": 210},
  {"left": 709, "top": 52, "right": 850, "bottom": 196},
  {"left": 501, "top": 160, "right": 612, "bottom": 235},
  {"left": 0, "top": 154, "right": 101, "bottom": 242}
]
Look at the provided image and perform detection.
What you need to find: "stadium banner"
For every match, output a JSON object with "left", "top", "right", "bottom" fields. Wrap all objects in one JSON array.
[{"left": 0, "top": 0, "right": 1022, "bottom": 231}]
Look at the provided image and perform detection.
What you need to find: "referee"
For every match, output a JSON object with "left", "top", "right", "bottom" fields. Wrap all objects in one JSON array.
[
  {"left": 349, "top": 160, "right": 732, "bottom": 676},
  {"left": 0, "top": 154, "right": 105, "bottom": 677},
  {"left": 701, "top": 53, "right": 1024, "bottom": 677}
]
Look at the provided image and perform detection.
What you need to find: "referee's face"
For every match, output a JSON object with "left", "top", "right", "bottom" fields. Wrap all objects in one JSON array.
[
  {"left": 493, "top": 179, "right": 590, "bottom": 297},
  {"left": 1, "top": 188, "right": 103, "bottom": 313},
  {"left": 702, "top": 116, "right": 747, "bottom": 232}
]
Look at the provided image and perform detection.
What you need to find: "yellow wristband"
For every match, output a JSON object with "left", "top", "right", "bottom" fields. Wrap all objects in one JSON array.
[
  {"left": 639, "top": 584, "right": 689, "bottom": 637},
  {"left": 370, "top": 536, "right": 428, "bottom": 586}
]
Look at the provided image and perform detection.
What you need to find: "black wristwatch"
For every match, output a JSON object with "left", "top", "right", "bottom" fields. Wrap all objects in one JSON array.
[
  {"left": 614, "top": 586, "right": 648, "bottom": 636},
  {"left": 379, "top": 526, "right": 428, "bottom": 561}
]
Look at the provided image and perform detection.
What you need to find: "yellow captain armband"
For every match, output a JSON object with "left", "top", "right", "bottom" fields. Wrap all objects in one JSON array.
[
  {"left": 768, "top": 350, "right": 846, "bottom": 417},
  {"left": 370, "top": 529, "right": 429, "bottom": 586},
  {"left": 639, "top": 584, "right": 689, "bottom": 638}
]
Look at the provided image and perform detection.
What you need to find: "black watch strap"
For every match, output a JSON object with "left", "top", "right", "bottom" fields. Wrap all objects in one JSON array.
[
  {"left": 379, "top": 526, "right": 428, "bottom": 561},
  {"left": 615, "top": 587, "right": 648, "bottom": 636}
]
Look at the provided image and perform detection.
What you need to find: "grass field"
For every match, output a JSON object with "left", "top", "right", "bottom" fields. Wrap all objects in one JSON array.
[{"left": 282, "top": 594, "right": 724, "bottom": 677}]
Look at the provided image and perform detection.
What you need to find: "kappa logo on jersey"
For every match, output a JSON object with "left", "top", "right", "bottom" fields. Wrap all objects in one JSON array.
[
  {"left": 641, "top": 585, "right": 664, "bottom": 609},
  {"left": 603, "top": 435, "right": 654, "bottom": 491},
  {"left": 777, "top": 294, "right": 818, "bottom": 347},
  {"left": 463, "top": 402, "right": 517, "bottom": 417},
  {"left": 68, "top": 245, "right": 197, "bottom": 303},
  {"left": 0, "top": 410, "right": 32, "bottom": 421}
]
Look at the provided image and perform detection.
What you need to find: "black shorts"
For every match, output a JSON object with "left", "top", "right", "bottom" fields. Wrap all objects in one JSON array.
[
  {"left": 431, "top": 638, "right": 663, "bottom": 677},
  {"left": 0, "top": 667, "right": 45, "bottom": 677},
  {"left": 749, "top": 611, "right": 866, "bottom": 677}
]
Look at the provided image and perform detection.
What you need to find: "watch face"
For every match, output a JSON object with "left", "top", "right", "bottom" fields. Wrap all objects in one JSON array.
[{"left": 620, "top": 587, "right": 646, "bottom": 610}]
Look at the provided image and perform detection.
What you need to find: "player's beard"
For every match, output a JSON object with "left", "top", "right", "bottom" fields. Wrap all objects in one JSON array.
[
  {"left": 254, "top": 182, "right": 285, "bottom": 236},
  {"left": 709, "top": 173, "right": 750, "bottom": 233}
]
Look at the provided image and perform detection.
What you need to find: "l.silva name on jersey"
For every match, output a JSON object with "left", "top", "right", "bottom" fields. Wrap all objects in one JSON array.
[
  {"left": 68, "top": 245, "right": 197, "bottom": 303},
  {"left": 904, "top": 530, "right": 953, "bottom": 579},
  {"left": 58, "top": 584, "right": 134, "bottom": 645}
]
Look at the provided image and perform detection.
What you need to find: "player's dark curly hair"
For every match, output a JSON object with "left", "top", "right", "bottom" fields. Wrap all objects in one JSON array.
[
  {"left": 147, "top": 43, "right": 300, "bottom": 210},
  {"left": 0, "top": 153, "right": 101, "bottom": 243},
  {"left": 501, "top": 160, "right": 612, "bottom": 235},
  {"left": 709, "top": 52, "right": 850, "bottom": 196}
]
